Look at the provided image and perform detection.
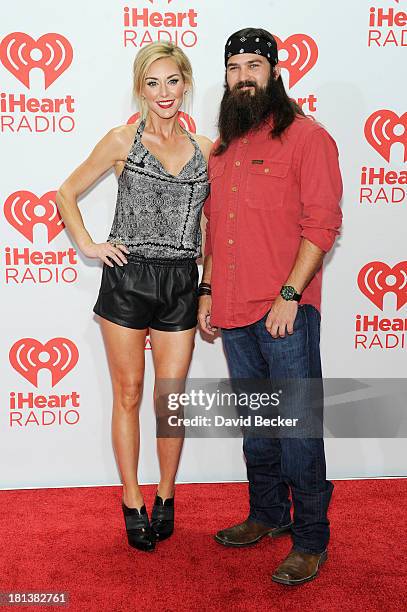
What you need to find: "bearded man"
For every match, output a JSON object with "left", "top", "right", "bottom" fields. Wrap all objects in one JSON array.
[{"left": 198, "top": 28, "right": 343, "bottom": 585}]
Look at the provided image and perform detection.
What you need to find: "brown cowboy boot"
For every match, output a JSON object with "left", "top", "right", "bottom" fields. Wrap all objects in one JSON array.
[
  {"left": 271, "top": 548, "right": 328, "bottom": 585},
  {"left": 215, "top": 518, "right": 293, "bottom": 547}
]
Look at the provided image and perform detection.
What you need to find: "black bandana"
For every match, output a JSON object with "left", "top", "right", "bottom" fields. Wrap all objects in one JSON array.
[{"left": 225, "top": 34, "right": 278, "bottom": 67}]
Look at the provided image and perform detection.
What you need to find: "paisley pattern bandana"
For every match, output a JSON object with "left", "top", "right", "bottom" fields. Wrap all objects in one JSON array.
[{"left": 224, "top": 34, "right": 278, "bottom": 67}]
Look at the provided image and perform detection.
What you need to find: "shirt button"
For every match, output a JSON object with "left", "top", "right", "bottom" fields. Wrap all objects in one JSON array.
[
  {"left": 231, "top": 186, "right": 238, "bottom": 192},
  {"left": 229, "top": 212, "right": 235, "bottom": 219},
  {"left": 228, "top": 239, "right": 234, "bottom": 245},
  {"left": 229, "top": 264, "right": 235, "bottom": 269},
  {"left": 235, "top": 160, "right": 241, "bottom": 166},
  {"left": 242, "top": 138, "right": 248, "bottom": 144},
  {"left": 264, "top": 168, "right": 270, "bottom": 174}
]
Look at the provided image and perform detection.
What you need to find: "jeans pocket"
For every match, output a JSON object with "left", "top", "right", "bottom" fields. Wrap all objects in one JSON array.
[{"left": 292, "top": 304, "right": 306, "bottom": 331}]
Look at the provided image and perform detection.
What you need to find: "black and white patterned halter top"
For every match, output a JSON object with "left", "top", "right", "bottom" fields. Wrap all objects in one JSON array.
[{"left": 107, "top": 119, "right": 209, "bottom": 259}]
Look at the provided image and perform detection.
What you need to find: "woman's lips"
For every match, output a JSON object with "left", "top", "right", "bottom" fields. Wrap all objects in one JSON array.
[{"left": 157, "top": 100, "right": 175, "bottom": 109}]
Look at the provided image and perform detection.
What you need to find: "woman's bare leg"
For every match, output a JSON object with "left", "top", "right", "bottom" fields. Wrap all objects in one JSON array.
[
  {"left": 150, "top": 328, "right": 196, "bottom": 500},
  {"left": 99, "top": 317, "right": 148, "bottom": 509}
]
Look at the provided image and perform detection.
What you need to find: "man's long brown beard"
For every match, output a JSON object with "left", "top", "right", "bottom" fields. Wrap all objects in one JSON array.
[{"left": 217, "top": 76, "right": 274, "bottom": 147}]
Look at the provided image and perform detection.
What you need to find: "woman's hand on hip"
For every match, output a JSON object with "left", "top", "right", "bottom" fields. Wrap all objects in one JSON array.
[{"left": 81, "top": 241, "right": 130, "bottom": 266}]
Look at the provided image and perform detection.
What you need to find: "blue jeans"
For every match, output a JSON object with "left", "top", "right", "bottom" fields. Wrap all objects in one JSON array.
[{"left": 221, "top": 304, "right": 334, "bottom": 554}]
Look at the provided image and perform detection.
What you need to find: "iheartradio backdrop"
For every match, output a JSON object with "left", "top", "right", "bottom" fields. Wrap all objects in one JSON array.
[{"left": 1, "top": 0, "right": 406, "bottom": 489}]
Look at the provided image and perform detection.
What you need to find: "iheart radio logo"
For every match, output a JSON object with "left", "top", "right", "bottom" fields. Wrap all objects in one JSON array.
[
  {"left": 4, "top": 190, "right": 64, "bottom": 243},
  {"left": 0, "top": 32, "right": 73, "bottom": 89},
  {"left": 127, "top": 110, "right": 196, "bottom": 133},
  {"left": 9, "top": 338, "right": 79, "bottom": 387},
  {"left": 274, "top": 34, "right": 318, "bottom": 88},
  {"left": 364, "top": 110, "right": 407, "bottom": 162},
  {"left": 358, "top": 261, "right": 407, "bottom": 310}
]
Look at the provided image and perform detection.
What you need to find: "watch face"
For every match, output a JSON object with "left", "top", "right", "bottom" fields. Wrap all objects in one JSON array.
[{"left": 281, "top": 285, "right": 295, "bottom": 300}]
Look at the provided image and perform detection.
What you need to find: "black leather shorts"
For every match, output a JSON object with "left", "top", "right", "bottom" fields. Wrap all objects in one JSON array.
[{"left": 93, "top": 254, "right": 199, "bottom": 331}]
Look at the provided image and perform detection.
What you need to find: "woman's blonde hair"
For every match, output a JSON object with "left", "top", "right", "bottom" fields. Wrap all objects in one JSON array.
[{"left": 133, "top": 42, "right": 194, "bottom": 120}]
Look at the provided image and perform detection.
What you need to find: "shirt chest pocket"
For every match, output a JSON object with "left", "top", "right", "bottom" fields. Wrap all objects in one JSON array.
[
  {"left": 208, "top": 160, "right": 226, "bottom": 212},
  {"left": 246, "top": 160, "right": 290, "bottom": 210}
]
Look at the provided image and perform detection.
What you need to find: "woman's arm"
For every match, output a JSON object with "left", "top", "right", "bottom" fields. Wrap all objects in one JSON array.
[
  {"left": 194, "top": 135, "right": 217, "bottom": 334},
  {"left": 56, "top": 126, "right": 134, "bottom": 266}
]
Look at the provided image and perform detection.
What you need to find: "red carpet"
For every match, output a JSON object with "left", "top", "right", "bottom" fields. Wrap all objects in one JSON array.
[{"left": 0, "top": 480, "right": 405, "bottom": 611}]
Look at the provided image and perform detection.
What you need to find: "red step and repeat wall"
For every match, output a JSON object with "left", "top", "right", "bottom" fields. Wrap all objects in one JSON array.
[{"left": 1, "top": 0, "right": 406, "bottom": 488}]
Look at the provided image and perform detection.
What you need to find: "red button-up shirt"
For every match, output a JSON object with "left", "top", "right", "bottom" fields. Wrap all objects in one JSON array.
[{"left": 203, "top": 115, "right": 343, "bottom": 329}]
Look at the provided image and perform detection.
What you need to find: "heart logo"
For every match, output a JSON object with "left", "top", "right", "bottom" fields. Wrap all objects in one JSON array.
[
  {"left": 4, "top": 190, "right": 64, "bottom": 243},
  {"left": 274, "top": 34, "right": 318, "bottom": 88},
  {"left": 364, "top": 110, "right": 407, "bottom": 163},
  {"left": 9, "top": 338, "right": 79, "bottom": 387},
  {"left": 0, "top": 32, "right": 73, "bottom": 89},
  {"left": 357, "top": 261, "right": 407, "bottom": 311}
]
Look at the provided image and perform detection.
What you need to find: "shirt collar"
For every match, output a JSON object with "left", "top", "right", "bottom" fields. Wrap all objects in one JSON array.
[{"left": 244, "top": 115, "right": 274, "bottom": 137}]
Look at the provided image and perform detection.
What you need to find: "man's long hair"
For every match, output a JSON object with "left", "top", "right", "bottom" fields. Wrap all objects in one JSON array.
[{"left": 213, "top": 28, "right": 305, "bottom": 156}]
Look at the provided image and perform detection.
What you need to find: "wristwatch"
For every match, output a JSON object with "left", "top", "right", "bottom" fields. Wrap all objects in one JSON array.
[{"left": 280, "top": 285, "right": 302, "bottom": 302}]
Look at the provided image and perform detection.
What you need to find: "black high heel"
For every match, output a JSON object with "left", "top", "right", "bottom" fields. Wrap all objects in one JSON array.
[
  {"left": 151, "top": 494, "right": 174, "bottom": 541},
  {"left": 121, "top": 502, "right": 155, "bottom": 552}
]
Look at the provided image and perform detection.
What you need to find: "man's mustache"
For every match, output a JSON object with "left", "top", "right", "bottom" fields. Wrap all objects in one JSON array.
[{"left": 232, "top": 80, "right": 258, "bottom": 92}]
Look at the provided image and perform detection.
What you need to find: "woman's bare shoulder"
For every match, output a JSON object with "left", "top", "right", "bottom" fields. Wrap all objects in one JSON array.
[
  {"left": 95, "top": 122, "right": 139, "bottom": 164},
  {"left": 191, "top": 134, "right": 213, "bottom": 162},
  {"left": 105, "top": 122, "right": 139, "bottom": 148}
]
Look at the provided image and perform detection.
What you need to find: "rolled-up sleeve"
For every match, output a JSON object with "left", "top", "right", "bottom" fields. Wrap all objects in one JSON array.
[{"left": 299, "top": 127, "right": 343, "bottom": 253}]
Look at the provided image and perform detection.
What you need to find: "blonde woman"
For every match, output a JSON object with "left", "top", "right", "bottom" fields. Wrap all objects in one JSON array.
[{"left": 56, "top": 42, "right": 212, "bottom": 552}]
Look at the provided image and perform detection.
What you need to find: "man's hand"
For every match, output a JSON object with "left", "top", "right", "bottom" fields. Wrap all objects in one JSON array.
[
  {"left": 198, "top": 295, "right": 218, "bottom": 335},
  {"left": 265, "top": 296, "right": 298, "bottom": 338}
]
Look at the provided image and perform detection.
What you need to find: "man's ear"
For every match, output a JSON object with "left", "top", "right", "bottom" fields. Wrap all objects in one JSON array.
[{"left": 273, "top": 65, "right": 281, "bottom": 80}]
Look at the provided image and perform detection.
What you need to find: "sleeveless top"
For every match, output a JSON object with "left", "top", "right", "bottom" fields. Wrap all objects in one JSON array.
[{"left": 107, "top": 119, "right": 209, "bottom": 259}]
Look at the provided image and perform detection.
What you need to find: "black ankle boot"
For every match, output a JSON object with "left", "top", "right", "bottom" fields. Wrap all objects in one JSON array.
[
  {"left": 121, "top": 502, "right": 155, "bottom": 552},
  {"left": 151, "top": 494, "right": 174, "bottom": 541}
]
